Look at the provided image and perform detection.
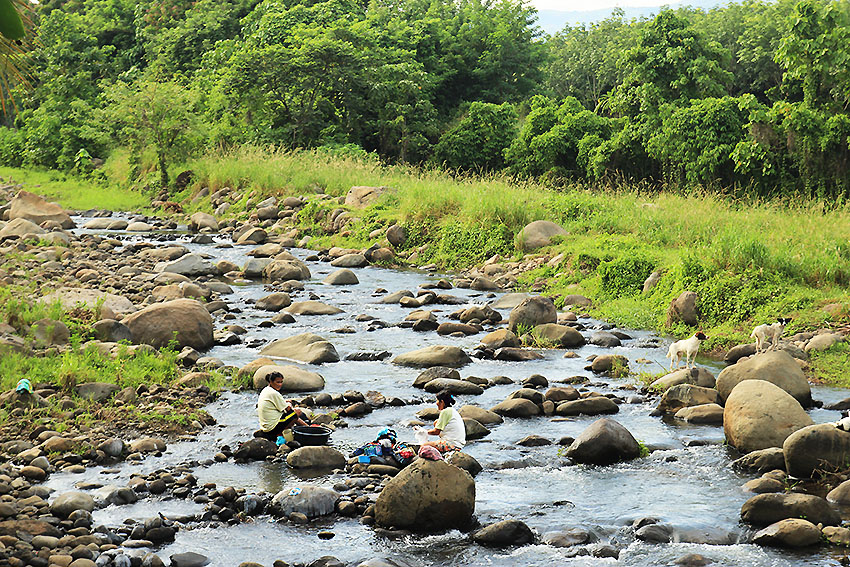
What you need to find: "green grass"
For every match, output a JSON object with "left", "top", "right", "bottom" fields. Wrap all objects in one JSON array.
[
  {"left": 0, "top": 166, "right": 149, "bottom": 211},
  {"left": 809, "top": 344, "right": 850, "bottom": 388}
]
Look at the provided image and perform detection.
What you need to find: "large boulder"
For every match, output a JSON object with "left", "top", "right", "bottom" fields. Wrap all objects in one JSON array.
[
  {"left": 50, "top": 492, "right": 95, "bottom": 518},
  {"left": 188, "top": 212, "right": 218, "bottom": 232},
  {"left": 555, "top": 396, "right": 619, "bottom": 416},
  {"left": 516, "top": 220, "right": 567, "bottom": 251},
  {"left": 741, "top": 493, "right": 840, "bottom": 527},
  {"left": 723, "top": 380, "right": 813, "bottom": 453},
  {"left": 253, "top": 364, "right": 325, "bottom": 391},
  {"left": 649, "top": 367, "right": 716, "bottom": 390},
  {"left": 473, "top": 520, "right": 535, "bottom": 546},
  {"left": 716, "top": 350, "right": 811, "bottom": 406},
  {"left": 345, "top": 186, "right": 388, "bottom": 208},
  {"left": 9, "top": 190, "right": 74, "bottom": 228},
  {"left": 375, "top": 459, "right": 475, "bottom": 531},
  {"left": 479, "top": 329, "right": 521, "bottom": 350},
  {"left": 263, "top": 259, "right": 311, "bottom": 282},
  {"left": 565, "top": 418, "right": 641, "bottom": 465},
  {"left": 286, "top": 446, "right": 346, "bottom": 469},
  {"left": 233, "top": 438, "right": 277, "bottom": 460},
  {"left": 40, "top": 288, "right": 136, "bottom": 316},
  {"left": 285, "top": 301, "right": 344, "bottom": 315},
  {"left": 532, "top": 323, "right": 585, "bottom": 348},
  {"left": 423, "top": 378, "right": 483, "bottom": 395},
  {"left": 272, "top": 485, "right": 339, "bottom": 518},
  {"left": 74, "top": 382, "right": 120, "bottom": 402},
  {"left": 0, "top": 217, "right": 46, "bottom": 237},
  {"left": 489, "top": 398, "right": 540, "bottom": 418},
  {"left": 324, "top": 269, "right": 359, "bottom": 285},
  {"left": 154, "top": 253, "right": 217, "bottom": 277},
  {"left": 260, "top": 333, "right": 340, "bottom": 364},
  {"left": 458, "top": 405, "right": 503, "bottom": 425},
  {"left": 123, "top": 299, "right": 213, "bottom": 350},
  {"left": 784, "top": 423, "right": 850, "bottom": 478},
  {"left": 656, "top": 384, "right": 720, "bottom": 415},
  {"left": 666, "top": 291, "right": 699, "bottom": 326},
  {"left": 508, "top": 296, "right": 557, "bottom": 333},
  {"left": 752, "top": 518, "right": 822, "bottom": 547},
  {"left": 393, "top": 346, "right": 471, "bottom": 368}
]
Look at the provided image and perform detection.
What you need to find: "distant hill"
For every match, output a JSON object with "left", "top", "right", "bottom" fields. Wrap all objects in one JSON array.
[{"left": 536, "top": 0, "right": 725, "bottom": 35}]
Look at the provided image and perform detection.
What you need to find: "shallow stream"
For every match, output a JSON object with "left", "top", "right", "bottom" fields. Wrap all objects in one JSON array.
[{"left": 45, "top": 217, "right": 850, "bottom": 566}]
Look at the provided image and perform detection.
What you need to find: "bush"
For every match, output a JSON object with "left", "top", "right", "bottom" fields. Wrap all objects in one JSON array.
[
  {"left": 0, "top": 127, "right": 24, "bottom": 167},
  {"left": 597, "top": 254, "right": 656, "bottom": 298},
  {"left": 432, "top": 102, "right": 518, "bottom": 171}
]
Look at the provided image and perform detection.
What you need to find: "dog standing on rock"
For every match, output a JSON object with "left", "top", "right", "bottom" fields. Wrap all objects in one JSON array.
[
  {"left": 666, "top": 332, "right": 707, "bottom": 370},
  {"left": 750, "top": 317, "right": 791, "bottom": 353}
]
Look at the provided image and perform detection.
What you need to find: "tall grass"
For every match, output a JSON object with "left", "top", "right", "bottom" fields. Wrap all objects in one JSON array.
[{"left": 0, "top": 166, "right": 148, "bottom": 211}]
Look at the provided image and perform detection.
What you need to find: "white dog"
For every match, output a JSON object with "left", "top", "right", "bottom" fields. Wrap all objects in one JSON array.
[
  {"left": 750, "top": 317, "right": 791, "bottom": 353},
  {"left": 666, "top": 332, "right": 707, "bottom": 370}
]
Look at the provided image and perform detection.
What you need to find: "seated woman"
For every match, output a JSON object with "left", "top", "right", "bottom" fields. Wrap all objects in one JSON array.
[
  {"left": 256, "top": 371, "right": 309, "bottom": 441},
  {"left": 421, "top": 390, "right": 466, "bottom": 454}
]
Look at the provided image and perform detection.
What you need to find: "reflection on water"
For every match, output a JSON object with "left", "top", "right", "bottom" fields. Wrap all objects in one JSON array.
[{"left": 51, "top": 218, "right": 850, "bottom": 566}]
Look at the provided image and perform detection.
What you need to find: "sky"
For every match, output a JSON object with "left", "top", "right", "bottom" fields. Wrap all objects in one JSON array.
[{"left": 529, "top": 0, "right": 664, "bottom": 9}]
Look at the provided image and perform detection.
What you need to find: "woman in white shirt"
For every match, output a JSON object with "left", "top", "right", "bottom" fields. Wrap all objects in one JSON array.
[{"left": 423, "top": 390, "right": 466, "bottom": 453}]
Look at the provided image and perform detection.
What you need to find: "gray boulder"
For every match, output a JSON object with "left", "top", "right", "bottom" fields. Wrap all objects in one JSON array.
[
  {"left": 508, "top": 296, "right": 557, "bottom": 333},
  {"left": 783, "top": 423, "right": 850, "bottom": 478},
  {"left": 272, "top": 485, "right": 339, "bottom": 518},
  {"left": 741, "top": 492, "right": 840, "bottom": 527},
  {"left": 50, "top": 492, "right": 95, "bottom": 518},
  {"left": 286, "top": 446, "right": 346, "bottom": 469},
  {"left": 656, "top": 384, "right": 720, "bottom": 415},
  {"left": 724, "top": 380, "right": 812, "bottom": 453},
  {"left": 517, "top": 220, "right": 567, "bottom": 251},
  {"left": 393, "top": 345, "right": 471, "bottom": 368},
  {"left": 253, "top": 365, "right": 325, "bottom": 392},
  {"left": 123, "top": 299, "right": 214, "bottom": 350},
  {"left": 154, "top": 253, "right": 217, "bottom": 277},
  {"left": 260, "top": 333, "right": 340, "bottom": 364},
  {"left": 716, "top": 350, "right": 811, "bottom": 407},
  {"left": 473, "top": 519, "right": 535, "bottom": 546},
  {"left": 324, "top": 269, "right": 359, "bottom": 285},
  {"left": 565, "top": 418, "right": 641, "bottom": 465}
]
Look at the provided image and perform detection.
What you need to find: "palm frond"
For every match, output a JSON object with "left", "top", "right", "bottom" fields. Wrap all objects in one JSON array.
[{"left": 0, "top": 0, "right": 37, "bottom": 116}]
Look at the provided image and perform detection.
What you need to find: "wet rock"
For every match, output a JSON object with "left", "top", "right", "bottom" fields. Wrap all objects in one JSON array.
[
  {"left": 463, "top": 418, "right": 490, "bottom": 441},
  {"left": 375, "top": 459, "right": 475, "bottom": 531},
  {"left": 742, "top": 477, "right": 784, "bottom": 493},
  {"left": 716, "top": 350, "right": 811, "bottom": 407},
  {"left": 673, "top": 554, "right": 713, "bottom": 567},
  {"left": 256, "top": 293, "right": 292, "bottom": 312},
  {"left": 541, "top": 529, "right": 591, "bottom": 547},
  {"left": 532, "top": 323, "right": 585, "bottom": 347},
  {"left": 490, "top": 398, "right": 540, "bottom": 418},
  {"left": 724, "top": 380, "right": 812, "bottom": 453},
  {"left": 517, "top": 435, "right": 551, "bottom": 447},
  {"left": 565, "top": 418, "right": 641, "bottom": 465},
  {"left": 423, "top": 378, "right": 483, "bottom": 395},
  {"left": 458, "top": 405, "right": 503, "bottom": 425},
  {"left": 656, "top": 384, "right": 720, "bottom": 415},
  {"left": 393, "top": 345, "right": 471, "bottom": 368},
  {"left": 752, "top": 518, "right": 821, "bottom": 547},
  {"left": 272, "top": 485, "right": 339, "bottom": 518},
  {"left": 263, "top": 259, "right": 311, "bottom": 282},
  {"left": 254, "top": 364, "right": 325, "bottom": 391},
  {"left": 479, "top": 329, "right": 520, "bottom": 349},
  {"left": 589, "top": 331, "right": 620, "bottom": 347},
  {"left": 822, "top": 526, "right": 850, "bottom": 546},
  {"left": 649, "top": 367, "right": 716, "bottom": 390},
  {"left": 733, "top": 448, "right": 786, "bottom": 473},
  {"left": 544, "top": 387, "right": 580, "bottom": 403},
  {"left": 508, "top": 296, "right": 557, "bottom": 333},
  {"left": 741, "top": 493, "right": 840, "bottom": 527},
  {"left": 286, "top": 301, "right": 344, "bottom": 315},
  {"left": 674, "top": 404, "right": 724, "bottom": 424},
  {"left": 155, "top": 253, "right": 217, "bottom": 276},
  {"left": 555, "top": 397, "right": 618, "bottom": 416},
  {"left": 123, "top": 299, "right": 214, "bottom": 350},
  {"left": 331, "top": 253, "right": 367, "bottom": 268},
  {"left": 94, "top": 485, "right": 138, "bottom": 506},
  {"left": 784, "top": 423, "right": 850, "bottom": 478},
  {"left": 234, "top": 438, "right": 277, "bottom": 461},
  {"left": 50, "top": 492, "right": 95, "bottom": 518},
  {"left": 324, "top": 269, "right": 359, "bottom": 285},
  {"left": 635, "top": 523, "right": 673, "bottom": 543},
  {"left": 170, "top": 552, "right": 210, "bottom": 567},
  {"left": 260, "top": 333, "right": 340, "bottom": 364},
  {"left": 589, "top": 354, "right": 628, "bottom": 375},
  {"left": 287, "top": 446, "right": 346, "bottom": 469},
  {"left": 473, "top": 519, "right": 535, "bottom": 546}
]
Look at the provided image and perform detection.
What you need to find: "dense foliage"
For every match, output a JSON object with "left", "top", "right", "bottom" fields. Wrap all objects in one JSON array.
[{"left": 2, "top": 0, "right": 850, "bottom": 197}]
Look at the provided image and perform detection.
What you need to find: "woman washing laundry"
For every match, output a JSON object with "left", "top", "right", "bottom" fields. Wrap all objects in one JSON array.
[{"left": 421, "top": 390, "right": 466, "bottom": 454}]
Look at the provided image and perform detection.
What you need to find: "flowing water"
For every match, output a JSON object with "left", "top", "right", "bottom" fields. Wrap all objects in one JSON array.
[{"left": 46, "top": 217, "right": 850, "bottom": 566}]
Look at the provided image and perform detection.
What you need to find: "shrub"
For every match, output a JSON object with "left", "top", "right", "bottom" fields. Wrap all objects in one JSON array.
[{"left": 597, "top": 254, "right": 656, "bottom": 298}]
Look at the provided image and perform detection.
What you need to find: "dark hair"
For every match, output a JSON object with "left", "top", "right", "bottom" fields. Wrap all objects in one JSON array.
[
  {"left": 436, "top": 390, "right": 455, "bottom": 406},
  {"left": 267, "top": 372, "right": 283, "bottom": 382}
]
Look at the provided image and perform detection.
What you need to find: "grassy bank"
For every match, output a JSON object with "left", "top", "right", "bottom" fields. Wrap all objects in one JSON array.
[{"left": 0, "top": 166, "right": 149, "bottom": 211}]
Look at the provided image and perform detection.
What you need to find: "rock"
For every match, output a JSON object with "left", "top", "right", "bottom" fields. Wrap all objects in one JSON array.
[
  {"left": 752, "top": 518, "right": 822, "bottom": 547},
  {"left": 287, "top": 446, "right": 346, "bottom": 469},
  {"left": 154, "top": 253, "right": 217, "bottom": 277},
  {"left": 0, "top": 217, "right": 46, "bottom": 237},
  {"left": 236, "top": 227, "right": 267, "bottom": 245},
  {"left": 674, "top": 404, "right": 724, "bottom": 424},
  {"left": 488, "top": 293, "right": 530, "bottom": 309},
  {"left": 256, "top": 292, "right": 291, "bottom": 311},
  {"left": 555, "top": 396, "right": 619, "bottom": 416},
  {"left": 716, "top": 350, "right": 811, "bottom": 406},
  {"left": 508, "top": 296, "right": 557, "bottom": 333},
  {"left": 490, "top": 398, "right": 540, "bottom": 418},
  {"left": 544, "top": 386, "right": 580, "bottom": 403},
  {"left": 589, "top": 331, "right": 620, "bottom": 347},
  {"left": 473, "top": 519, "right": 535, "bottom": 546},
  {"left": 123, "top": 299, "right": 214, "bottom": 350},
  {"left": 263, "top": 259, "right": 311, "bottom": 281},
  {"left": 459, "top": 305, "right": 500, "bottom": 323},
  {"left": 447, "top": 451, "right": 483, "bottom": 477},
  {"left": 517, "top": 435, "right": 551, "bottom": 446},
  {"left": 0, "top": 519, "right": 61, "bottom": 538},
  {"left": 188, "top": 212, "right": 218, "bottom": 232},
  {"left": 253, "top": 365, "right": 325, "bottom": 391},
  {"left": 741, "top": 493, "right": 840, "bottom": 527},
  {"left": 233, "top": 438, "right": 277, "bottom": 460},
  {"left": 532, "top": 323, "right": 585, "bottom": 347},
  {"left": 286, "top": 301, "right": 344, "bottom": 315},
  {"left": 541, "top": 529, "right": 591, "bottom": 548},
  {"left": 463, "top": 418, "right": 490, "bottom": 440},
  {"left": 93, "top": 485, "right": 138, "bottom": 506},
  {"left": 516, "top": 220, "right": 567, "bottom": 251},
  {"left": 9, "top": 190, "right": 73, "bottom": 228},
  {"left": 375, "top": 459, "right": 475, "bottom": 531},
  {"left": 590, "top": 354, "right": 629, "bottom": 375},
  {"left": 170, "top": 552, "right": 210, "bottom": 567},
  {"left": 31, "top": 318, "right": 70, "bottom": 345},
  {"left": 479, "top": 328, "right": 521, "bottom": 350},
  {"left": 827, "top": 479, "right": 850, "bottom": 505},
  {"left": 272, "top": 485, "right": 339, "bottom": 518},
  {"left": 743, "top": 477, "right": 784, "bottom": 493},
  {"left": 92, "top": 319, "right": 133, "bottom": 343},
  {"left": 345, "top": 186, "right": 388, "bottom": 208},
  {"left": 565, "top": 418, "right": 641, "bottom": 465},
  {"left": 50, "top": 492, "right": 95, "bottom": 518},
  {"left": 260, "top": 333, "right": 340, "bottom": 364},
  {"left": 784, "top": 423, "right": 850, "bottom": 478},
  {"left": 667, "top": 291, "right": 699, "bottom": 326},
  {"left": 732, "top": 448, "right": 786, "bottom": 473},
  {"left": 494, "top": 347, "right": 544, "bottom": 361},
  {"left": 386, "top": 224, "right": 407, "bottom": 247},
  {"left": 97, "top": 437, "right": 125, "bottom": 458},
  {"left": 649, "top": 367, "right": 716, "bottom": 390},
  {"left": 74, "top": 382, "right": 120, "bottom": 402},
  {"left": 413, "top": 366, "right": 460, "bottom": 388},
  {"left": 723, "top": 380, "right": 813, "bottom": 453},
  {"left": 129, "top": 438, "right": 166, "bottom": 453},
  {"left": 393, "top": 345, "right": 471, "bottom": 368},
  {"left": 242, "top": 257, "right": 272, "bottom": 277},
  {"left": 330, "top": 253, "right": 367, "bottom": 268},
  {"left": 458, "top": 405, "right": 503, "bottom": 425},
  {"left": 423, "top": 378, "right": 483, "bottom": 395},
  {"left": 656, "top": 384, "right": 720, "bottom": 415},
  {"left": 725, "top": 343, "right": 757, "bottom": 364},
  {"left": 805, "top": 332, "right": 842, "bottom": 352},
  {"left": 823, "top": 525, "right": 850, "bottom": 546},
  {"left": 324, "top": 269, "right": 359, "bottom": 285},
  {"left": 40, "top": 288, "right": 135, "bottom": 316}
]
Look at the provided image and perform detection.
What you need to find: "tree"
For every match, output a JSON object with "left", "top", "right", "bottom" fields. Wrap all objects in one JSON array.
[
  {"left": 103, "top": 80, "right": 201, "bottom": 187},
  {"left": 432, "top": 101, "right": 517, "bottom": 171}
]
